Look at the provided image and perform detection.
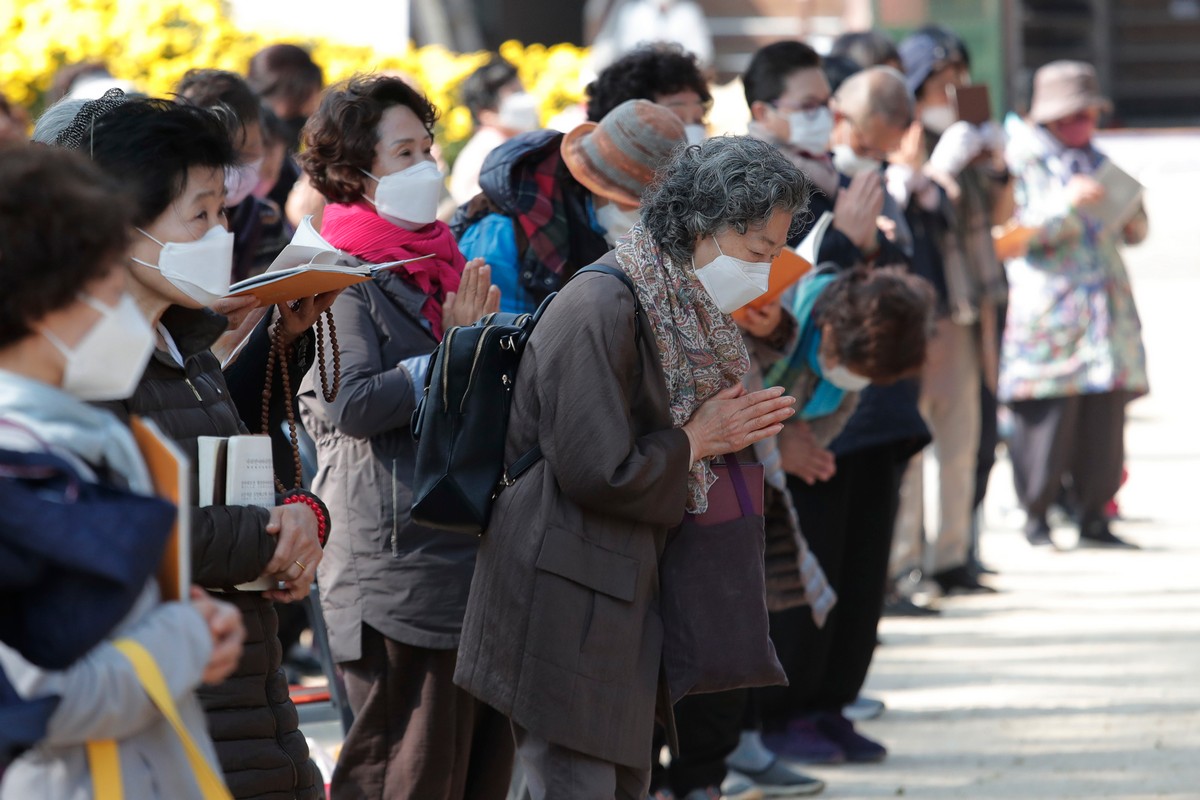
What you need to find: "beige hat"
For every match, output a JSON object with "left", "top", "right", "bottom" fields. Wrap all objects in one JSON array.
[
  {"left": 561, "top": 99, "right": 686, "bottom": 208},
  {"left": 1029, "top": 60, "right": 1112, "bottom": 124}
]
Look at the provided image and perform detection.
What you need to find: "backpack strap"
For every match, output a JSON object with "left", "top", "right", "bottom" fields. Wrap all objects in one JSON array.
[
  {"left": 569, "top": 261, "right": 643, "bottom": 345},
  {"left": 500, "top": 258, "right": 644, "bottom": 491},
  {"left": 501, "top": 443, "right": 544, "bottom": 488}
]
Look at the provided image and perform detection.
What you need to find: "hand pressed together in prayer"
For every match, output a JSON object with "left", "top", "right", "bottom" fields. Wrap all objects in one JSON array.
[
  {"left": 443, "top": 258, "right": 501, "bottom": 328},
  {"left": 683, "top": 385, "right": 797, "bottom": 462}
]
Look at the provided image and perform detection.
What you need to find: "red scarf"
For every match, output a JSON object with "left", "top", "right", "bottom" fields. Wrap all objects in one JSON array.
[{"left": 321, "top": 201, "right": 465, "bottom": 339}]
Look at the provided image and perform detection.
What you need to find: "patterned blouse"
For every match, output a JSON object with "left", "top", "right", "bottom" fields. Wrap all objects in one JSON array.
[{"left": 999, "top": 123, "right": 1149, "bottom": 403}]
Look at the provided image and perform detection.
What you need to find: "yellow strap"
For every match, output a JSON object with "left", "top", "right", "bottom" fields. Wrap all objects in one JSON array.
[
  {"left": 86, "top": 739, "right": 123, "bottom": 800},
  {"left": 87, "top": 639, "right": 233, "bottom": 800}
]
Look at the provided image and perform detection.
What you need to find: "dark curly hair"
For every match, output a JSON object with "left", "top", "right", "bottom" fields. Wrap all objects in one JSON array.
[
  {"left": 586, "top": 44, "right": 711, "bottom": 123},
  {"left": 812, "top": 267, "right": 935, "bottom": 383},
  {"left": 641, "top": 136, "right": 810, "bottom": 265},
  {"left": 299, "top": 75, "right": 438, "bottom": 204},
  {"left": 87, "top": 98, "right": 237, "bottom": 227},
  {"left": 459, "top": 56, "right": 520, "bottom": 123},
  {"left": 0, "top": 147, "right": 133, "bottom": 347}
]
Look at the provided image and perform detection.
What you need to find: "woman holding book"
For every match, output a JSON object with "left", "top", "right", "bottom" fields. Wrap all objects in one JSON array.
[
  {"left": 295, "top": 74, "right": 509, "bottom": 799},
  {"left": 1002, "top": 61, "right": 1148, "bottom": 549},
  {"left": 37, "top": 94, "right": 331, "bottom": 800},
  {"left": 0, "top": 145, "right": 244, "bottom": 799}
]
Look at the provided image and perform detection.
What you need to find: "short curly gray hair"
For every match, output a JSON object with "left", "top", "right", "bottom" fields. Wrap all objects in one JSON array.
[{"left": 641, "top": 135, "right": 812, "bottom": 265}]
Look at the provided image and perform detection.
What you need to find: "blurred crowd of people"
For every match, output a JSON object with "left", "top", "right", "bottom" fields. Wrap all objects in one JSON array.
[{"left": 0, "top": 14, "right": 1149, "bottom": 800}]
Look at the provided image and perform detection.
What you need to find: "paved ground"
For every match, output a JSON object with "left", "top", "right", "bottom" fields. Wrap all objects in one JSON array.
[{"left": 805, "top": 132, "right": 1200, "bottom": 799}]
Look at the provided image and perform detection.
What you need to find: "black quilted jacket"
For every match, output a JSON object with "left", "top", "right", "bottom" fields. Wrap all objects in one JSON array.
[{"left": 99, "top": 306, "right": 321, "bottom": 800}]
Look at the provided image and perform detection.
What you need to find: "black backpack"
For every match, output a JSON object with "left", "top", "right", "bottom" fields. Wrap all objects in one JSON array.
[{"left": 410, "top": 263, "right": 641, "bottom": 534}]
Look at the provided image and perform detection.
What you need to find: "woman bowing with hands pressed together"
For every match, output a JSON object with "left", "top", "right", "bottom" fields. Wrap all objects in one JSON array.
[{"left": 455, "top": 135, "right": 808, "bottom": 800}]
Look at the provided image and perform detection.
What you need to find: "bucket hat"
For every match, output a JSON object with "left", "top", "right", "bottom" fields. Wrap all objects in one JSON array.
[
  {"left": 1029, "top": 60, "right": 1112, "bottom": 124},
  {"left": 561, "top": 99, "right": 685, "bottom": 207}
]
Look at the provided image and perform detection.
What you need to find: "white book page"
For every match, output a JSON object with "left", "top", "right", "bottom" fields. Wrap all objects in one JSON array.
[
  {"left": 225, "top": 436, "right": 277, "bottom": 591},
  {"left": 796, "top": 211, "right": 835, "bottom": 265}
]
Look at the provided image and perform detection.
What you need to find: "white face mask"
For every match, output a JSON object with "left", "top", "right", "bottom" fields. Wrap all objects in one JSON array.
[
  {"left": 363, "top": 161, "right": 443, "bottom": 230},
  {"left": 497, "top": 91, "right": 541, "bottom": 133},
  {"left": 41, "top": 294, "right": 155, "bottom": 401},
  {"left": 132, "top": 225, "right": 235, "bottom": 306},
  {"left": 832, "top": 144, "right": 883, "bottom": 177},
  {"left": 693, "top": 236, "right": 772, "bottom": 314},
  {"left": 921, "top": 105, "right": 957, "bottom": 135},
  {"left": 820, "top": 354, "right": 871, "bottom": 391},
  {"left": 787, "top": 106, "right": 834, "bottom": 154},
  {"left": 596, "top": 203, "right": 641, "bottom": 245},
  {"left": 225, "top": 157, "right": 264, "bottom": 206},
  {"left": 684, "top": 124, "right": 708, "bottom": 145}
]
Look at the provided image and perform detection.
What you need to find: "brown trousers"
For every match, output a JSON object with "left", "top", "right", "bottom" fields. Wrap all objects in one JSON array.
[{"left": 331, "top": 625, "right": 514, "bottom": 800}]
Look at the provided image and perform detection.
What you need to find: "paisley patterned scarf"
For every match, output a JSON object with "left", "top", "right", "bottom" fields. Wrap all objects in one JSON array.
[{"left": 614, "top": 223, "right": 751, "bottom": 513}]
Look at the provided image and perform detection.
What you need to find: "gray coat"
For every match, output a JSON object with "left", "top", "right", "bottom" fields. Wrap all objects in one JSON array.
[
  {"left": 454, "top": 271, "right": 692, "bottom": 769},
  {"left": 299, "top": 270, "right": 479, "bottom": 662},
  {"left": 0, "top": 588, "right": 217, "bottom": 800}
]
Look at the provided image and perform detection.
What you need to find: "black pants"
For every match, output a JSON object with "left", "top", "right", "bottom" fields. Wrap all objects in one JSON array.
[
  {"left": 759, "top": 443, "right": 910, "bottom": 728},
  {"left": 651, "top": 690, "right": 746, "bottom": 796},
  {"left": 975, "top": 380, "right": 1001, "bottom": 512},
  {"left": 1008, "top": 391, "right": 1128, "bottom": 529}
]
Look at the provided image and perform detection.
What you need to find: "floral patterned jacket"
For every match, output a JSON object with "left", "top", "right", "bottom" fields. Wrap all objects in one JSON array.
[{"left": 999, "top": 124, "right": 1149, "bottom": 402}]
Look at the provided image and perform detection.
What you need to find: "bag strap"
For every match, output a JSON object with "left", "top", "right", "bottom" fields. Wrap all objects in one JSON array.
[
  {"left": 87, "top": 639, "right": 233, "bottom": 800},
  {"left": 87, "top": 740, "right": 123, "bottom": 800},
  {"left": 500, "top": 261, "right": 643, "bottom": 490},
  {"left": 721, "top": 452, "right": 755, "bottom": 518},
  {"left": 501, "top": 444, "right": 544, "bottom": 488},
  {"left": 570, "top": 261, "right": 643, "bottom": 344}
]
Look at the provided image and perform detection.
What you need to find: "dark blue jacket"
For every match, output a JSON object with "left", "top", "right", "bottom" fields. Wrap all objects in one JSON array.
[{"left": 0, "top": 447, "right": 174, "bottom": 769}]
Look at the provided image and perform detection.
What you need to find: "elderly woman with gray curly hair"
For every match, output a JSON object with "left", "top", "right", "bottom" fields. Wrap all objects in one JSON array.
[{"left": 453, "top": 135, "right": 811, "bottom": 798}]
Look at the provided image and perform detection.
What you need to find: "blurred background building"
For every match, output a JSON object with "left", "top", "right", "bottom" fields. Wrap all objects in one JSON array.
[{"left": 230, "top": 0, "right": 1200, "bottom": 126}]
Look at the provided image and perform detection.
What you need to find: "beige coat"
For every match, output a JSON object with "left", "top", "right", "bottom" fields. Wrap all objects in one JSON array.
[{"left": 453, "top": 270, "right": 692, "bottom": 769}]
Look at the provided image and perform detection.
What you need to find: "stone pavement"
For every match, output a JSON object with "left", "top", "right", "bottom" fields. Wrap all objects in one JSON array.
[{"left": 803, "top": 131, "right": 1200, "bottom": 799}]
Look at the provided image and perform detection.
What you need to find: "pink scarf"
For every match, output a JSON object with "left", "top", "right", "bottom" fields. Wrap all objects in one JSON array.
[{"left": 321, "top": 201, "right": 466, "bottom": 339}]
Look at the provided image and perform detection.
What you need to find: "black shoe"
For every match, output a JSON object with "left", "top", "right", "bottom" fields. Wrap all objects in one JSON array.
[
  {"left": 933, "top": 565, "right": 998, "bottom": 595},
  {"left": 882, "top": 595, "right": 941, "bottom": 617},
  {"left": 1078, "top": 522, "right": 1140, "bottom": 549},
  {"left": 1025, "top": 519, "right": 1054, "bottom": 547},
  {"left": 967, "top": 559, "right": 999, "bottom": 577}
]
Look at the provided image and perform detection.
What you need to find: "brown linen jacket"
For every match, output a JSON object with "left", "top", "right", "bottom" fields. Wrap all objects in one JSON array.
[{"left": 454, "top": 268, "right": 692, "bottom": 769}]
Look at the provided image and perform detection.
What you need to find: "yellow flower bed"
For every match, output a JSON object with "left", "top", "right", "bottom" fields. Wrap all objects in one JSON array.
[{"left": 0, "top": 0, "right": 591, "bottom": 153}]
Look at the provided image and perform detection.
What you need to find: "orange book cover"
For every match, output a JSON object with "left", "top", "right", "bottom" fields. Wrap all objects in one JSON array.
[
  {"left": 732, "top": 249, "right": 812, "bottom": 323},
  {"left": 129, "top": 417, "right": 191, "bottom": 602},
  {"left": 227, "top": 269, "right": 375, "bottom": 306},
  {"left": 993, "top": 221, "right": 1036, "bottom": 261}
]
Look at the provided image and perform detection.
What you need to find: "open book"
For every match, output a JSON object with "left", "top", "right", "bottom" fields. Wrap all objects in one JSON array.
[
  {"left": 198, "top": 435, "right": 277, "bottom": 591},
  {"left": 129, "top": 417, "right": 191, "bottom": 603},
  {"left": 226, "top": 215, "right": 435, "bottom": 305},
  {"left": 1088, "top": 160, "right": 1144, "bottom": 237}
]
